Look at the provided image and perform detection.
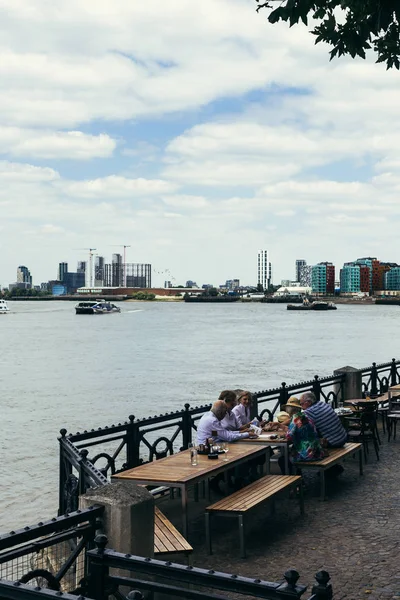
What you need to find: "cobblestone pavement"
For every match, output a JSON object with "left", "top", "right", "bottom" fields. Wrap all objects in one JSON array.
[{"left": 157, "top": 431, "right": 400, "bottom": 600}]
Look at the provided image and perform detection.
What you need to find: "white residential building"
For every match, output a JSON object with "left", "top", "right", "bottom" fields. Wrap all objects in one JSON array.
[{"left": 257, "top": 249, "right": 272, "bottom": 290}]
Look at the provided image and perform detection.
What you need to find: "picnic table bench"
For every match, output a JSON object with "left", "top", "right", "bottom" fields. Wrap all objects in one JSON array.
[
  {"left": 205, "top": 474, "right": 303, "bottom": 558},
  {"left": 295, "top": 442, "right": 363, "bottom": 500},
  {"left": 154, "top": 507, "right": 193, "bottom": 562}
]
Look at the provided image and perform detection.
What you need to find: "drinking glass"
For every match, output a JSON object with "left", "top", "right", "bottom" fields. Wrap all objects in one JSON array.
[
  {"left": 338, "top": 401, "right": 344, "bottom": 409},
  {"left": 222, "top": 443, "right": 229, "bottom": 461}
]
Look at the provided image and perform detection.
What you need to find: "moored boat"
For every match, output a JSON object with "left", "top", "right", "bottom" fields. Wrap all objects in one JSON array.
[
  {"left": 0, "top": 299, "right": 10, "bottom": 314},
  {"left": 75, "top": 300, "right": 121, "bottom": 315},
  {"left": 287, "top": 301, "right": 337, "bottom": 311}
]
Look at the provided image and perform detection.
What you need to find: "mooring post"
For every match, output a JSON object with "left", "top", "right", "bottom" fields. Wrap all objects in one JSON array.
[{"left": 333, "top": 366, "right": 362, "bottom": 401}]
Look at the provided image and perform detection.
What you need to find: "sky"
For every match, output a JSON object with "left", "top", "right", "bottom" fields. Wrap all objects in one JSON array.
[{"left": 0, "top": 0, "right": 399, "bottom": 288}]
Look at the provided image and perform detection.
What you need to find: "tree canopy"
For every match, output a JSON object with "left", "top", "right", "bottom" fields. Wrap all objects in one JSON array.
[{"left": 256, "top": 0, "right": 400, "bottom": 69}]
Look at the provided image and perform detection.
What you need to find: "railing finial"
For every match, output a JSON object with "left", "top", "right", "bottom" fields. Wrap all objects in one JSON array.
[
  {"left": 311, "top": 570, "right": 332, "bottom": 599},
  {"left": 94, "top": 533, "right": 108, "bottom": 554}
]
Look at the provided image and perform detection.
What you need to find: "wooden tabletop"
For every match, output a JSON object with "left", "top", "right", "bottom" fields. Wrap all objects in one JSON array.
[
  {"left": 345, "top": 398, "right": 384, "bottom": 404},
  {"left": 389, "top": 384, "right": 400, "bottom": 391},
  {"left": 112, "top": 444, "right": 267, "bottom": 485},
  {"left": 239, "top": 433, "right": 289, "bottom": 444}
]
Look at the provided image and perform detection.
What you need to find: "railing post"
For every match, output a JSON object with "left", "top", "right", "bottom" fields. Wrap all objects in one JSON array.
[
  {"left": 79, "top": 449, "right": 89, "bottom": 495},
  {"left": 279, "top": 382, "right": 289, "bottom": 409},
  {"left": 182, "top": 403, "right": 192, "bottom": 448},
  {"left": 309, "top": 570, "right": 332, "bottom": 600},
  {"left": 58, "top": 428, "right": 71, "bottom": 516},
  {"left": 312, "top": 375, "right": 321, "bottom": 401},
  {"left": 371, "top": 362, "right": 378, "bottom": 396},
  {"left": 86, "top": 534, "right": 109, "bottom": 600},
  {"left": 391, "top": 358, "right": 397, "bottom": 387},
  {"left": 251, "top": 394, "right": 259, "bottom": 420},
  {"left": 276, "top": 569, "right": 303, "bottom": 598},
  {"left": 126, "top": 415, "right": 140, "bottom": 468}
]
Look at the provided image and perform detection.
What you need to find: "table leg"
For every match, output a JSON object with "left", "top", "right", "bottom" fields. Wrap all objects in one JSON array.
[
  {"left": 238, "top": 515, "right": 246, "bottom": 559},
  {"left": 284, "top": 445, "right": 289, "bottom": 475},
  {"left": 298, "top": 481, "right": 305, "bottom": 515},
  {"left": 181, "top": 486, "right": 188, "bottom": 538},
  {"left": 205, "top": 512, "right": 212, "bottom": 555},
  {"left": 358, "top": 448, "right": 363, "bottom": 476}
]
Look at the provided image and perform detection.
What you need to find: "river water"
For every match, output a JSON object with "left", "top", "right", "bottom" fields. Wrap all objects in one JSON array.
[{"left": 1, "top": 300, "right": 398, "bottom": 532}]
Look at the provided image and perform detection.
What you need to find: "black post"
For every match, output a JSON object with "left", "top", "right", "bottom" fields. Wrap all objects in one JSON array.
[
  {"left": 312, "top": 375, "right": 321, "bottom": 402},
  {"left": 126, "top": 415, "right": 139, "bottom": 468},
  {"left": 391, "top": 358, "right": 397, "bottom": 387},
  {"left": 370, "top": 362, "right": 378, "bottom": 396},
  {"left": 58, "top": 429, "right": 71, "bottom": 516},
  {"left": 79, "top": 449, "right": 89, "bottom": 496},
  {"left": 86, "top": 534, "right": 109, "bottom": 600},
  {"left": 182, "top": 403, "right": 192, "bottom": 449},
  {"left": 279, "top": 382, "right": 289, "bottom": 409},
  {"left": 309, "top": 571, "right": 332, "bottom": 600},
  {"left": 276, "top": 569, "right": 304, "bottom": 598}
]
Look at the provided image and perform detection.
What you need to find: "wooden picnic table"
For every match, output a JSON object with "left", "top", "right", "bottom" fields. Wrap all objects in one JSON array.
[
  {"left": 237, "top": 433, "right": 290, "bottom": 474},
  {"left": 112, "top": 443, "right": 269, "bottom": 538}
]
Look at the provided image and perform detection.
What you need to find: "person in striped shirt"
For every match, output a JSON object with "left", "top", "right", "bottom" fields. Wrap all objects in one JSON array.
[{"left": 300, "top": 391, "right": 347, "bottom": 448}]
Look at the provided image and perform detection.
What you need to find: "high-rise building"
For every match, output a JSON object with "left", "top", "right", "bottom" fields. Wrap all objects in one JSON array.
[
  {"left": 17, "top": 265, "right": 32, "bottom": 287},
  {"left": 311, "top": 262, "right": 335, "bottom": 295},
  {"left": 77, "top": 261, "right": 86, "bottom": 273},
  {"left": 295, "top": 259, "right": 306, "bottom": 283},
  {"left": 225, "top": 279, "right": 240, "bottom": 290},
  {"left": 112, "top": 254, "right": 123, "bottom": 287},
  {"left": 164, "top": 281, "right": 172, "bottom": 288},
  {"left": 299, "top": 264, "right": 312, "bottom": 286},
  {"left": 340, "top": 264, "right": 361, "bottom": 293},
  {"left": 385, "top": 267, "right": 400, "bottom": 290},
  {"left": 94, "top": 256, "right": 105, "bottom": 286},
  {"left": 124, "top": 263, "right": 151, "bottom": 288},
  {"left": 257, "top": 250, "right": 272, "bottom": 290},
  {"left": 58, "top": 262, "right": 68, "bottom": 282}
]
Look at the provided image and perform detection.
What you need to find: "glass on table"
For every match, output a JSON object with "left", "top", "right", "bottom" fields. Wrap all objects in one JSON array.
[
  {"left": 222, "top": 442, "right": 229, "bottom": 461},
  {"left": 338, "top": 401, "right": 344, "bottom": 409}
]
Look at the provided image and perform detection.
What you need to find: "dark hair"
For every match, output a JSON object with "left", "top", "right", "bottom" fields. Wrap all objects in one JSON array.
[{"left": 218, "top": 390, "right": 237, "bottom": 403}]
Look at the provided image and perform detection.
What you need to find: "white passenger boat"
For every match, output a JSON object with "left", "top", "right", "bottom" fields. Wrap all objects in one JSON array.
[
  {"left": 0, "top": 299, "right": 10, "bottom": 314},
  {"left": 75, "top": 299, "right": 121, "bottom": 315}
]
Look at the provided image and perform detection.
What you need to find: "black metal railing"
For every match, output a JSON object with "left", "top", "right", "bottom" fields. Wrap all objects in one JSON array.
[
  {"left": 85, "top": 534, "right": 333, "bottom": 600},
  {"left": 58, "top": 359, "right": 400, "bottom": 514},
  {"left": 0, "top": 507, "right": 103, "bottom": 595}
]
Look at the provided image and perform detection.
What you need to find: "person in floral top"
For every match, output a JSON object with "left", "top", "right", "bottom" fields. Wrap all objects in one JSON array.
[{"left": 286, "top": 410, "right": 326, "bottom": 463}]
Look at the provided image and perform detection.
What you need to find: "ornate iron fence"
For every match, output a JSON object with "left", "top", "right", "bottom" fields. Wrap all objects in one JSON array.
[
  {"left": 58, "top": 359, "right": 400, "bottom": 514},
  {"left": 0, "top": 507, "right": 103, "bottom": 595},
  {"left": 85, "top": 534, "right": 333, "bottom": 600}
]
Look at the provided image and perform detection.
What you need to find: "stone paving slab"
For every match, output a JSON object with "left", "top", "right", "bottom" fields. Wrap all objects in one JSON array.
[{"left": 157, "top": 432, "right": 400, "bottom": 599}]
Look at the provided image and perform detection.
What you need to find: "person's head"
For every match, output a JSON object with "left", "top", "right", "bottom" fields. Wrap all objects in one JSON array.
[
  {"left": 300, "top": 391, "right": 317, "bottom": 410},
  {"left": 283, "top": 396, "right": 301, "bottom": 416},
  {"left": 237, "top": 391, "right": 252, "bottom": 408},
  {"left": 211, "top": 400, "right": 228, "bottom": 421},
  {"left": 218, "top": 390, "right": 237, "bottom": 412}
]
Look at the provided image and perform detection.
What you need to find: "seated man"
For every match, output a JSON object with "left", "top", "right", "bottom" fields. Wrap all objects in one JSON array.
[
  {"left": 219, "top": 390, "right": 250, "bottom": 432},
  {"left": 300, "top": 391, "right": 347, "bottom": 448},
  {"left": 197, "top": 400, "right": 257, "bottom": 445}
]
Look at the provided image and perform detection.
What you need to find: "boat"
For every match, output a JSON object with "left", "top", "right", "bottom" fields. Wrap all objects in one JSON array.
[
  {"left": 287, "top": 301, "right": 337, "bottom": 311},
  {"left": 75, "top": 299, "right": 121, "bottom": 315},
  {"left": 0, "top": 299, "right": 10, "bottom": 314}
]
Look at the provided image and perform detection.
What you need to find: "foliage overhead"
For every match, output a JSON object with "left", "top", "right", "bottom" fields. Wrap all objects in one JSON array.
[{"left": 256, "top": 0, "right": 400, "bottom": 69}]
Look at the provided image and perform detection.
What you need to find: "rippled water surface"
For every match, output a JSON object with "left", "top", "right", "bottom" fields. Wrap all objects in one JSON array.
[{"left": 1, "top": 300, "right": 398, "bottom": 532}]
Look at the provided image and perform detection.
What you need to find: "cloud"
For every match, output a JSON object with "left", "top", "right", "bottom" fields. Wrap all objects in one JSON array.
[
  {"left": 62, "top": 175, "right": 178, "bottom": 198},
  {"left": 0, "top": 160, "right": 59, "bottom": 181},
  {"left": 0, "top": 127, "right": 116, "bottom": 159}
]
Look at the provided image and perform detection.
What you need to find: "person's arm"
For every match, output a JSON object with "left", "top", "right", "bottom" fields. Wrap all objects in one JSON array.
[{"left": 216, "top": 427, "right": 255, "bottom": 442}]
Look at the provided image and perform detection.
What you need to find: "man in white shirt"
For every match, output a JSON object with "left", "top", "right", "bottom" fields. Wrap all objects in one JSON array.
[{"left": 197, "top": 400, "right": 256, "bottom": 445}]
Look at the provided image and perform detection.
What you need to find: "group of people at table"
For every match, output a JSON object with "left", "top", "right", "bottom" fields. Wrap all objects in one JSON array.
[{"left": 196, "top": 389, "right": 348, "bottom": 491}]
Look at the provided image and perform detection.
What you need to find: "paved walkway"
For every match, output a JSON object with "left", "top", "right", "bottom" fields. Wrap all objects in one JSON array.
[{"left": 158, "top": 431, "right": 400, "bottom": 599}]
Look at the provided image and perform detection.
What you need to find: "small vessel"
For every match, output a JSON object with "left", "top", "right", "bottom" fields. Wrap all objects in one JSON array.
[
  {"left": 0, "top": 299, "right": 10, "bottom": 314},
  {"left": 287, "top": 301, "right": 337, "bottom": 311},
  {"left": 75, "top": 299, "right": 121, "bottom": 315}
]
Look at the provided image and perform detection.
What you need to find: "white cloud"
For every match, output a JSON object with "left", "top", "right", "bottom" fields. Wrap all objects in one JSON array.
[
  {"left": 62, "top": 175, "right": 178, "bottom": 198},
  {"left": 0, "top": 160, "right": 59, "bottom": 181},
  {"left": 0, "top": 127, "right": 116, "bottom": 159}
]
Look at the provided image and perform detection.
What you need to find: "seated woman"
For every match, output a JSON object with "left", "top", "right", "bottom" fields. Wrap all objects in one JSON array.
[
  {"left": 278, "top": 397, "right": 326, "bottom": 473},
  {"left": 232, "top": 390, "right": 252, "bottom": 428}
]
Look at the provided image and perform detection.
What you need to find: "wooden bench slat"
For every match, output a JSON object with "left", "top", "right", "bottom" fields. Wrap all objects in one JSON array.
[
  {"left": 207, "top": 476, "right": 301, "bottom": 513},
  {"left": 154, "top": 507, "right": 193, "bottom": 555},
  {"left": 296, "top": 443, "right": 361, "bottom": 467}
]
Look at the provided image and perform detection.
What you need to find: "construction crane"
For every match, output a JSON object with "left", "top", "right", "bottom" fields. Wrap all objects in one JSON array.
[{"left": 110, "top": 245, "right": 131, "bottom": 287}]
